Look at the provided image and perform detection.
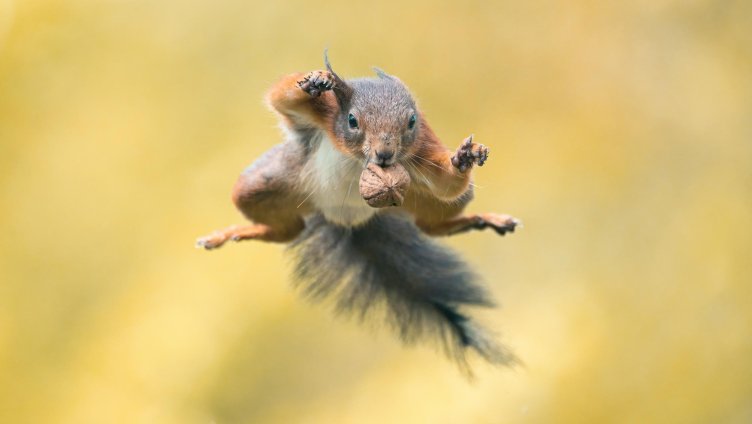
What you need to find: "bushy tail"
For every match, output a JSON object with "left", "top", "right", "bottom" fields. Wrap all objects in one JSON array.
[{"left": 287, "top": 213, "right": 517, "bottom": 372}]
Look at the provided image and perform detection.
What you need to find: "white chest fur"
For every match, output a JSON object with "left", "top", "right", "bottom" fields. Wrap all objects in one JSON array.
[{"left": 307, "top": 132, "right": 376, "bottom": 227}]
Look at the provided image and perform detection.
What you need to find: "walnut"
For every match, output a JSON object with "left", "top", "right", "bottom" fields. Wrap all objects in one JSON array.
[{"left": 359, "top": 163, "right": 411, "bottom": 208}]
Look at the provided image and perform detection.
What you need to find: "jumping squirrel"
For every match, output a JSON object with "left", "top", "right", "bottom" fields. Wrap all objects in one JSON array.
[{"left": 197, "top": 52, "right": 520, "bottom": 372}]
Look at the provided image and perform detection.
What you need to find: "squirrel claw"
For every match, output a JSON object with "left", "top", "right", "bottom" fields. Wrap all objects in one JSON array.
[
  {"left": 479, "top": 214, "right": 520, "bottom": 236},
  {"left": 298, "top": 70, "right": 335, "bottom": 98},
  {"left": 451, "top": 135, "right": 489, "bottom": 173}
]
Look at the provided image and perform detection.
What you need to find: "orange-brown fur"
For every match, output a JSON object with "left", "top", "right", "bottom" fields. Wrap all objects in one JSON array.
[{"left": 197, "top": 67, "right": 517, "bottom": 250}]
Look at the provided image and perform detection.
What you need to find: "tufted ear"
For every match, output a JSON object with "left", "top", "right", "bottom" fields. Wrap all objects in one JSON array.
[
  {"left": 373, "top": 67, "right": 393, "bottom": 80},
  {"left": 324, "top": 49, "right": 353, "bottom": 107}
]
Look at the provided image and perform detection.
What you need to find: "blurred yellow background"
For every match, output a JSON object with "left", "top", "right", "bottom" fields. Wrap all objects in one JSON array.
[{"left": 1, "top": 0, "right": 751, "bottom": 422}]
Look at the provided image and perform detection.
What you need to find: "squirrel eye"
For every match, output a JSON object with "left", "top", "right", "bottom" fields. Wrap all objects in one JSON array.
[
  {"left": 408, "top": 114, "right": 417, "bottom": 129},
  {"left": 348, "top": 113, "right": 359, "bottom": 129}
]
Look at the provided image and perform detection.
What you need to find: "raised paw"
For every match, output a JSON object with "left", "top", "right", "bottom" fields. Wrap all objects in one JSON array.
[
  {"left": 477, "top": 213, "right": 521, "bottom": 236},
  {"left": 451, "top": 135, "right": 489, "bottom": 173},
  {"left": 297, "top": 70, "right": 335, "bottom": 97}
]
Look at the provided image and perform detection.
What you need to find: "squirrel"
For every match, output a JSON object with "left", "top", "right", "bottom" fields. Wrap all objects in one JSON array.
[{"left": 197, "top": 52, "right": 521, "bottom": 371}]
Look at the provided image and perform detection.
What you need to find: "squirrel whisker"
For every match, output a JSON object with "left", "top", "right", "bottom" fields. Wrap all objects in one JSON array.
[
  {"left": 297, "top": 188, "right": 317, "bottom": 209},
  {"left": 411, "top": 152, "right": 482, "bottom": 189},
  {"left": 405, "top": 159, "right": 432, "bottom": 188}
]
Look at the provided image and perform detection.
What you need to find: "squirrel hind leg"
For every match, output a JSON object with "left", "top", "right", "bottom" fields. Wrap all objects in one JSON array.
[
  {"left": 195, "top": 221, "right": 304, "bottom": 250},
  {"left": 418, "top": 213, "right": 521, "bottom": 237},
  {"left": 197, "top": 141, "right": 310, "bottom": 250}
]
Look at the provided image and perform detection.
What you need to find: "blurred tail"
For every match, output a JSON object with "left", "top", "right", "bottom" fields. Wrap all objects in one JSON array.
[{"left": 287, "top": 213, "right": 517, "bottom": 372}]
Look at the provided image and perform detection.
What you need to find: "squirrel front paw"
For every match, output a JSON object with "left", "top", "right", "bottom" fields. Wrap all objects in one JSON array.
[
  {"left": 297, "top": 70, "right": 334, "bottom": 97},
  {"left": 451, "top": 135, "right": 489, "bottom": 173}
]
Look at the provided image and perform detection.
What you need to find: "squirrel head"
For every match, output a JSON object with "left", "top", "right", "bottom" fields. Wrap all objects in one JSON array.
[{"left": 325, "top": 53, "right": 419, "bottom": 168}]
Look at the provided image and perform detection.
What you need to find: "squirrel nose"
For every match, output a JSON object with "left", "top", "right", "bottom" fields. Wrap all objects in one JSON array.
[{"left": 375, "top": 149, "right": 394, "bottom": 164}]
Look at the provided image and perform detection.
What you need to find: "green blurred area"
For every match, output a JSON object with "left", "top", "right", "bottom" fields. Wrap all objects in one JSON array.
[{"left": 1, "top": 0, "right": 751, "bottom": 422}]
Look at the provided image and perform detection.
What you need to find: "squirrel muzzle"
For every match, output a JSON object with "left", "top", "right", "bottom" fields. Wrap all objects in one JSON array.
[{"left": 369, "top": 134, "right": 398, "bottom": 167}]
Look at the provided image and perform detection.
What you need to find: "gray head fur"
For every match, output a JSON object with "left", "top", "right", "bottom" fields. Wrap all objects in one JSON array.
[{"left": 324, "top": 51, "right": 420, "bottom": 166}]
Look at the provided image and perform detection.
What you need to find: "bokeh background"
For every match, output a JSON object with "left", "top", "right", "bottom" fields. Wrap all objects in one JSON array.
[{"left": 1, "top": 0, "right": 751, "bottom": 422}]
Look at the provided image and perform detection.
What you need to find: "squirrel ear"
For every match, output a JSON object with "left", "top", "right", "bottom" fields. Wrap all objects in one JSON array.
[
  {"left": 373, "top": 67, "right": 393, "bottom": 80},
  {"left": 323, "top": 49, "right": 353, "bottom": 106}
]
